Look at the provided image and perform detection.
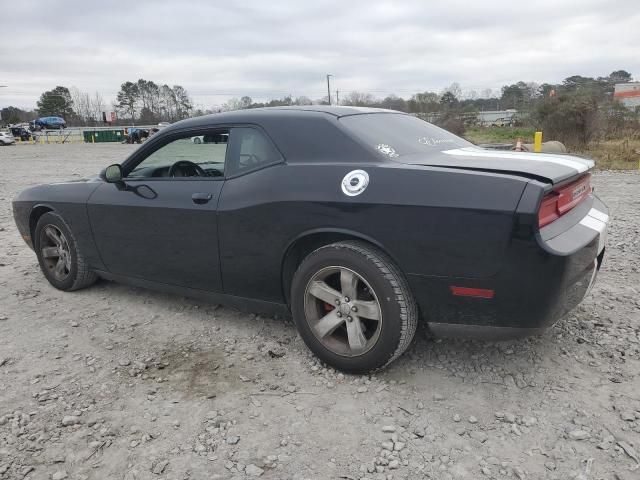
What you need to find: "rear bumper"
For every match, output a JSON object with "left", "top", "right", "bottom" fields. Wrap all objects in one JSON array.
[{"left": 409, "top": 193, "right": 609, "bottom": 339}]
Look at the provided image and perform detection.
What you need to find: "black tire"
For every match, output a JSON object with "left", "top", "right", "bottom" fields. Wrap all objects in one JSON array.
[
  {"left": 291, "top": 241, "right": 418, "bottom": 373},
  {"left": 34, "top": 212, "right": 98, "bottom": 291}
]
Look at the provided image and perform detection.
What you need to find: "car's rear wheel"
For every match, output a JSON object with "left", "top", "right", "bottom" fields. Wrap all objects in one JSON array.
[
  {"left": 291, "top": 241, "right": 417, "bottom": 373},
  {"left": 34, "top": 212, "right": 98, "bottom": 291}
]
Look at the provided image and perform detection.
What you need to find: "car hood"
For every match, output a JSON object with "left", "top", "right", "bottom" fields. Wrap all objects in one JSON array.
[
  {"left": 396, "top": 146, "right": 594, "bottom": 184},
  {"left": 48, "top": 175, "right": 102, "bottom": 184}
]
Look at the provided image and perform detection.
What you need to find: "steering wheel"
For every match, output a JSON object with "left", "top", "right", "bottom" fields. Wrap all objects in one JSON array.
[{"left": 168, "top": 160, "right": 206, "bottom": 177}]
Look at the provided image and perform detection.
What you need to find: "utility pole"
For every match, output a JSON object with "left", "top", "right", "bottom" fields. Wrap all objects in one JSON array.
[
  {"left": 336, "top": 90, "right": 339, "bottom": 105},
  {"left": 326, "top": 74, "right": 333, "bottom": 105}
]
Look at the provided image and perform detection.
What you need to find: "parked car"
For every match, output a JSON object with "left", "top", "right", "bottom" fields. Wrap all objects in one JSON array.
[
  {"left": 123, "top": 128, "right": 150, "bottom": 144},
  {"left": 490, "top": 117, "right": 514, "bottom": 127},
  {"left": 192, "top": 133, "right": 228, "bottom": 144},
  {"left": 0, "top": 130, "right": 16, "bottom": 145},
  {"left": 12, "top": 106, "right": 608, "bottom": 373},
  {"left": 32, "top": 117, "right": 66, "bottom": 130},
  {"left": 10, "top": 126, "right": 31, "bottom": 141}
]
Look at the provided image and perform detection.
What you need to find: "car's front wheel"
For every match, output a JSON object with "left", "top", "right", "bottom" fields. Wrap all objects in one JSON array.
[
  {"left": 291, "top": 241, "right": 417, "bottom": 373},
  {"left": 34, "top": 212, "right": 98, "bottom": 291}
]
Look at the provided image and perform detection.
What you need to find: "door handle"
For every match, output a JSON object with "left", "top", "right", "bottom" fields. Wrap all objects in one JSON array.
[{"left": 192, "top": 192, "right": 213, "bottom": 205}]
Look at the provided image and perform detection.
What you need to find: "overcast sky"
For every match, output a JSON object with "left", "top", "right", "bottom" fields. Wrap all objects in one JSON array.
[{"left": 1, "top": 0, "right": 638, "bottom": 109}]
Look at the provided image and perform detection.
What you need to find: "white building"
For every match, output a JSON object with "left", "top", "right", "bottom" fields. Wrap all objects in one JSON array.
[{"left": 614, "top": 82, "right": 640, "bottom": 109}]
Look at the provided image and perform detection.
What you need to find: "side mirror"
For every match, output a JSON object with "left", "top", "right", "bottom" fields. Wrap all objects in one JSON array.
[{"left": 103, "top": 164, "right": 123, "bottom": 183}]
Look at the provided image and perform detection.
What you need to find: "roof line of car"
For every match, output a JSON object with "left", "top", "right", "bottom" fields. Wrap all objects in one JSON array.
[
  {"left": 181, "top": 107, "right": 404, "bottom": 124},
  {"left": 262, "top": 107, "right": 404, "bottom": 118}
]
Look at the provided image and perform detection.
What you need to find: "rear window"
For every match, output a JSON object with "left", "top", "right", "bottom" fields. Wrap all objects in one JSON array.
[{"left": 339, "top": 113, "right": 471, "bottom": 159}]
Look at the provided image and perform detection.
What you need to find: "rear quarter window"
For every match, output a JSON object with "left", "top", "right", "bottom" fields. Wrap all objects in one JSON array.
[
  {"left": 261, "top": 114, "right": 371, "bottom": 163},
  {"left": 339, "top": 113, "right": 472, "bottom": 159}
]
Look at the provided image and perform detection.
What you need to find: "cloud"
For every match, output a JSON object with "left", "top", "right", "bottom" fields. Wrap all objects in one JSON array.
[{"left": 1, "top": 0, "right": 638, "bottom": 109}]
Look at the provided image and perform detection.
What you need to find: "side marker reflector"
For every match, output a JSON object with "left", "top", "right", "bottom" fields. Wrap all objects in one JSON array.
[{"left": 450, "top": 286, "right": 495, "bottom": 299}]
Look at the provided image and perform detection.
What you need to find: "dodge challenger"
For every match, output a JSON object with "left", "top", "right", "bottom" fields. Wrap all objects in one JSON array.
[{"left": 12, "top": 106, "right": 609, "bottom": 373}]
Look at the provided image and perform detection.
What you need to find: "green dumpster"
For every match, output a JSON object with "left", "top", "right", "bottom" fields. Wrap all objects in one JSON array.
[{"left": 83, "top": 129, "right": 125, "bottom": 143}]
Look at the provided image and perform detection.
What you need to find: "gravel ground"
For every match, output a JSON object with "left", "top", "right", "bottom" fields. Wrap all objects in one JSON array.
[{"left": 1, "top": 143, "right": 639, "bottom": 480}]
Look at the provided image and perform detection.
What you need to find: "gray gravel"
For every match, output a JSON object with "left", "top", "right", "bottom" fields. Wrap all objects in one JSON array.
[{"left": 0, "top": 143, "right": 639, "bottom": 480}]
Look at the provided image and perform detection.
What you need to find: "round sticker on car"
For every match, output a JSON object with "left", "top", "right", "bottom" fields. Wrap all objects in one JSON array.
[
  {"left": 376, "top": 143, "right": 399, "bottom": 157},
  {"left": 341, "top": 170, "right": 369, "bottom": 196}
]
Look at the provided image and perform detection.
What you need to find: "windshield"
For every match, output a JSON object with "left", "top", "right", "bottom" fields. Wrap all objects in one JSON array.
[{"left": 340, "top": 113, "right": 472, "bottom": 159}]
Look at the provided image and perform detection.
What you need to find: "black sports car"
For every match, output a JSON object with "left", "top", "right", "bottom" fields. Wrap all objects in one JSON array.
[{"left": 12, "top": 107, "right": 609, "bottom": 373}]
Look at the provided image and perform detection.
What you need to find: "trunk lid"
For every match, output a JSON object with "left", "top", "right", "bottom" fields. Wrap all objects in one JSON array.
[{"left": 398, "top": 146, "right": 594, "bottom": 184}]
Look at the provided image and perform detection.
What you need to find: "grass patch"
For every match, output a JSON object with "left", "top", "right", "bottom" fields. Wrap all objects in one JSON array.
[
  {"left": 463, "top": 126, "right": 640, "bottom": 170},
  {"left": 464, "top": 126, "right": 536, "bottom": 145},
  {"left": 577, "top": 139, "right": 640, "bottom": 170}
]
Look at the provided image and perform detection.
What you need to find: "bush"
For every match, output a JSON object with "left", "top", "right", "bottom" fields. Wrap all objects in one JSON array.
[
  {"left": 533, "top": 91, "right": 600, "bottom": 148},
  {"left": 436, "top": 114, "right": 466, "bottom": 136},
  {"left": 602, "top": 101, "right": 640, "bottom": 140}
]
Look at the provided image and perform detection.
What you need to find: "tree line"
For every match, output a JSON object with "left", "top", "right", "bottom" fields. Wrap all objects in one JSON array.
[
  {"left": 1, "top": 69, "right": 636, "bottom": 146},
  {"left": 1, "top": 79, "right": 195, "bottom": 126},
  {"left": 114, "top": 79, "right": 193, "bottom": 124},
  {"left": 222, "top": 69, "right": 633, "bottom": 115},
  {"left": 216, "top": 69, "right": 636, "bottom": 147}
]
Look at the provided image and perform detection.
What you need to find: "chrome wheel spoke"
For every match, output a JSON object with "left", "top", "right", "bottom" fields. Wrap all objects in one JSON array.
[
  {"left": 41, "top": 246, "right": 59, "bottom": 258},
  {"left": 346, "top": 317, "right": 367, "bottom": 353},
  {"left": 308, "top": 280, "right": 341, "bottom": 305},
  {"left": 54, "top": 258, "right": 66, "bottom": 276},
  {"left": 352, "top": 300, "right": 381, "bottom": 321},
  {"left": 314, "top": 310, "right": 345, "bottom": 338},
  {"left": 45, "top": 226, "right": 61, "bottom": 246},
  {"left": 340, "top": 268, "right": 358, "bottom": 299}
]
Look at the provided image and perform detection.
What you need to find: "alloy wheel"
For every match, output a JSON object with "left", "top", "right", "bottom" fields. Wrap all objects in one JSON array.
[
  {"left": 303, "top": 266, "right": 383, "bottom": 357},
  {"left": 40, "top": 225, "right": 72, "bottom": 281}
]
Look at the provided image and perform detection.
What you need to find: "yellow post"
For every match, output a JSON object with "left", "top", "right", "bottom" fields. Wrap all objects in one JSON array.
[
  {"left": 92, "top": 134, "right": 95, "bottom": 143},
  {"left": 534, "top": 131, "right": 543, "bottom": 153}
]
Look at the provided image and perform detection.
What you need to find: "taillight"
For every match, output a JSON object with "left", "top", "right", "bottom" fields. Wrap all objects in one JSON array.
[
  {"left": 538, "top": 192, "right": 560, "bottom": 227},
  {"left": 538, "top": 174, "right": 591, "bottom": 228}
]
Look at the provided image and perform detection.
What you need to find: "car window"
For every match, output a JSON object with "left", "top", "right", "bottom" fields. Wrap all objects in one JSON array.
[
  {"left": 127, "top": 131, "right": 228, "bottom": 179},
  {"left": 339, "top": 113, "right": 472, "bottom": 159},
  {"left": 226, "top": 127, "right": 283, "bottom": 176}
]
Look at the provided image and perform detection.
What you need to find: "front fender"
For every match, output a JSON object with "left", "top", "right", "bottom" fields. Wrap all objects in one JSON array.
[{"left": 12, "top": 181, "right": 105, "bottom": 270}]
